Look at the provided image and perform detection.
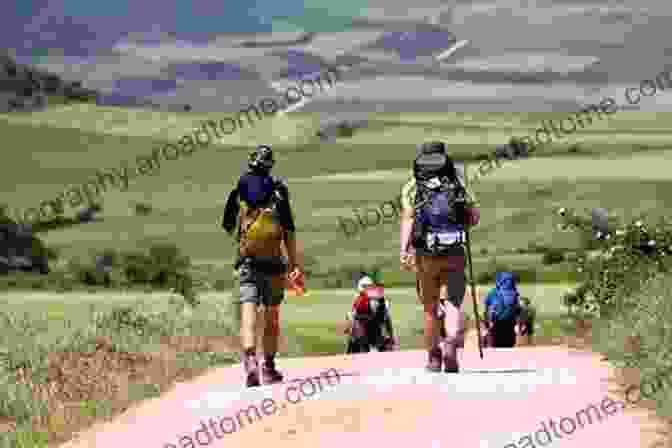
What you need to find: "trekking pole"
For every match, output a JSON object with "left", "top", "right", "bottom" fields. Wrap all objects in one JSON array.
[{"left": 462, "top": 164, "right": 484, "bottom": 359}]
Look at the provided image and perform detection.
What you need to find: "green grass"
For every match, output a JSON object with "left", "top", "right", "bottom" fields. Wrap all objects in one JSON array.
[
  {"left": 279, "top": 284, "right": 576, "bottom": 354},
  {"left": 1, "top": 110, "right": 671, "bottom": 284},
  {"left": 0, "top": 283, "right": 583, "bottom": 446}
]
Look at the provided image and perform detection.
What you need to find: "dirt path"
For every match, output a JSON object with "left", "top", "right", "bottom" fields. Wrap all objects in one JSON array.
[{"left": 56, "top": 342, "right": 670, "bottom": 448}]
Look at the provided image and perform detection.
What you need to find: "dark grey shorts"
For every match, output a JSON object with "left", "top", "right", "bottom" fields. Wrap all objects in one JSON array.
[{"left": 236, "top": 256, "right": 287, "bottom": 306}]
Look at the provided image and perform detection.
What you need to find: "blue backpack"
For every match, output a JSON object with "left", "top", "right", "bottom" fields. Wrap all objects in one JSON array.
[{"left": 488, "top": 272, "right": 521, "bottom": 322}]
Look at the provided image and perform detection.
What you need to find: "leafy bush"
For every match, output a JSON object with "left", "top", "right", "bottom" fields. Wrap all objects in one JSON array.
[
  {"left": 133, "top": 202, "right": 153, "bottom": 216},
  {"left": 336, "top": 124, "right": 355, "bottom": 138},
  {"left": 591, "top": 274, "right": 672, "bottom": 414},
  {"left": 542, "top": 249, "right": 565, "bottom": 265},
  {"left": 527, "top": 242, "right": 552, "bottom": 253},
  {"left": 558, "top": 208, "right": 672, "bottom": 319},
  {"left": 64, "top": 243, "right": 194, "bottom": 293}
]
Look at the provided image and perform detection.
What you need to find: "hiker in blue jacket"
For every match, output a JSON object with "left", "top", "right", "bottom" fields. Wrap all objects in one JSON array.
[{"left": 482, "top": 271, "right": 522, "bottom": 348}]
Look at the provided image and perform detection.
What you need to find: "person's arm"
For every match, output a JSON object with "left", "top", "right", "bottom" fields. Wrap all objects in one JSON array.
[
  {"left": 400, "top": 208, "right": 414, "bottom": 253},
  {"left": 283, "top": 231, "right": 300, "bottom": 272},
  {"left": 400, "top": 179, "right": 416, "bottom": 269},
  {"left": 382, "top": 299, "right": 394, "bottom": 336},
  {"left": 384, "top": 316, "right": 395, "bottom": 337},
  {"left": 276, "top": 179, "right": 301, "bottom": 272},
  {"left": 221, "top": 185, "right": 240, "bottom": 235},
  {"left": 463, "top": 184, "right": 481, "bottom": 227},
  {"left": 483, "top": 291, "right": 495, "bottom": 326}
]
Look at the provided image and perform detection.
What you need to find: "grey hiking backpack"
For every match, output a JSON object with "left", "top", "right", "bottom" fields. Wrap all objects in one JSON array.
[{"left": 411, "top": 142, "right": 467, "bottom": 255}]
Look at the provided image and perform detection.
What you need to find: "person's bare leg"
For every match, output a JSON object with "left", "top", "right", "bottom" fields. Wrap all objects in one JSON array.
[
  {"left": 440, "top": 285, "right": 466, "bottom": 348},
  {"left": 241, "top": 302, "right": 258, "bottom": 348},
  {"left": 441, "top": 300, "right": 462, "bottom": 372},
  {"left": 240, "top": 301, "right": 260, "bottom": 387},
  {"left": 261, "top": 278, "right": 284, "bottom": 384},
  {"left": 442, "top": 300, "right": 465, "bottom": 348},
  {"left": 439, "top": 269, "right": 467, "bottom": 372},
  {"left": 418, "top": 258, "right": 442, "bottom": 371},
  {"left": 262, "top": 305, "right": 280, "bottom": 355},
  {"left": 423, "top": 302, "right": 442, "bottom": 351}
]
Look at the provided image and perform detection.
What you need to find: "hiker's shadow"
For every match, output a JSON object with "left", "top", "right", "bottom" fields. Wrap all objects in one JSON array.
[{"left": 460, "top": 369, "right": 539, "bottom": 374}]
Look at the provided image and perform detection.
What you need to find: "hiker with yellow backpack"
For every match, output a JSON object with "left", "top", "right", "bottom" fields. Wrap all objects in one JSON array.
[{"left": 222, "top": 145, "right": 304, "bottom": 388}]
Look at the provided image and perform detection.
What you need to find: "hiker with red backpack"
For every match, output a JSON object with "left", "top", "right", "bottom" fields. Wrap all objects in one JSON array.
[
  {"left": 344, "top": 273, "right": 399, "bottom": 353},
  {"left": 222, "top": 145, "right": 304, "bottom": 387},
  {"left": 399, "top": 141, "right": 481, "bottom": 373},
  {"left": 482, "top": 272, "right": 523, "bottom": 348}
]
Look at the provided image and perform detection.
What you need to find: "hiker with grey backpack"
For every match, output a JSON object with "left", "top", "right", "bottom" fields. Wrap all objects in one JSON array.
[{"left": 399, "top": 141, "right": 481, "bottom": 373}]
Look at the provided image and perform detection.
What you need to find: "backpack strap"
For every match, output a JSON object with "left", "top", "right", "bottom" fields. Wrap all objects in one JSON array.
[
  {"left": 272, "top": 177, "right": 296, "bottom": 233},
  {"left": 221, "top": 187, "right": 240, "bottom": 235}
]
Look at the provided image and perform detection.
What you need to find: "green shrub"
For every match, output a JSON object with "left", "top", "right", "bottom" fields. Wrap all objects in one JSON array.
[
  {"left": 336, "top": 124, "right": 355, "bottom": 138},
  {"left": 62, "top": 244, "right": 195, "bottom": 293},
  {"left": 557, "top": 209, "right": 672, "bottom": 417},
  {"left": 591, "top": 274, "right": 672, "bottom": 414},
  {"left": 542, "top": 249, "right": 565, "bottom": 265},
  {"left": 133, "top": 202, "right": 153, "bottom": 216},
  {"left": 558, "top": 209, "right": 671, "bottom": 318},
  {"left": 568, "top": 144, "right": 583, "bottom": 154}
]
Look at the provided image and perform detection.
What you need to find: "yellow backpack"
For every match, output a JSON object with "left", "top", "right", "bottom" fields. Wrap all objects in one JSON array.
[{"left": 238, "top": 200, "right": 284, "bottom": 257}]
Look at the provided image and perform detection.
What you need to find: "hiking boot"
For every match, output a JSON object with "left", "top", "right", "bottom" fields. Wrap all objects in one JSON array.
[
  {"left": 443, "top": 357, "right": 459, "bottom": 373},
  {"left": 441, "top": 340, "right": 459, "bottom": 373},
  {"left": 425, "top": 347, "right": 443, "bottom": 373},
  {"left": 243, "top": 352, "right": 260, "bottom": 388},
  {"left": 261, "top": 358, "right": 284, "bottom": 384}
]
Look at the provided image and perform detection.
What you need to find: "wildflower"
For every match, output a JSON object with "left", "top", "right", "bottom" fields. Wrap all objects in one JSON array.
[
  {"left": 635, "top": 220, "right": 643, "bottom": 228},
  {"left": 558, "top": 207, "right": 567, "bottom": 216}
]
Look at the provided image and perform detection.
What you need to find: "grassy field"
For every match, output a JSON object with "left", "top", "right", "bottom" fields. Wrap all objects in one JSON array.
[
  {"left": 1, "top": 106, "right": 671, "bottom": 445},
  {"left": 2, "top": 108, "right": 671, "bottom": 283}
]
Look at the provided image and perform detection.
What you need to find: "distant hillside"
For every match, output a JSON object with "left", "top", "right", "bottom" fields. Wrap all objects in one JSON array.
[{"left": 0, "top": 51, "right": 98, "bottom": 112}]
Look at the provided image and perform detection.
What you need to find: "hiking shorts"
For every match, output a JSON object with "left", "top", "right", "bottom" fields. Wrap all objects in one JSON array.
[
  {"left": 490, "top": 320, "right": 517, "bottom": 348},
  {"left": 237, "top": 256, "right": 287, "bottom": 306},
  {"left": 415, "top": 255, "right": 466, "bottom": 308}
]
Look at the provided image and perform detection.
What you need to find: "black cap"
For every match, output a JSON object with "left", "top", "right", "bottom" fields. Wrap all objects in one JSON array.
[
  {"left": 248, "top": 145, "right": 275, "bottom": 172},
  {"left": 416, "top": 141, "right": 448, "bottom": 168},
  {"left": 417, "top": 141, "right": 446, "bottom": 156}
]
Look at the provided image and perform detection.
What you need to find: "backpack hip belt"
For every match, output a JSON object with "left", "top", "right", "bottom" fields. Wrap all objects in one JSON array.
[{"left": 425, "top": 229, "right": 464, "bottom": 252}]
